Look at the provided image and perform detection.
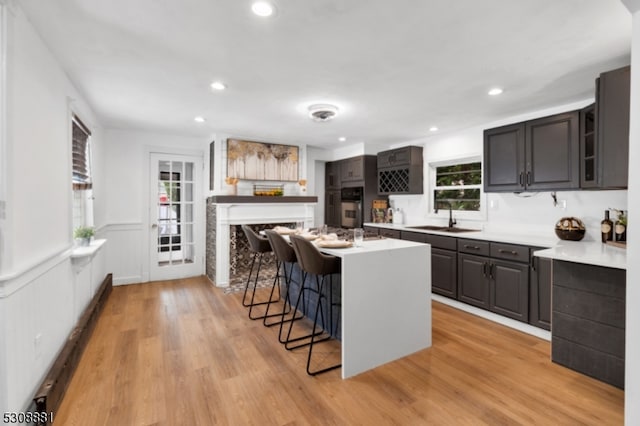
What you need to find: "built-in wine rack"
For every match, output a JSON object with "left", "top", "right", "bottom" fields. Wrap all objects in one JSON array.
[{"left": 378, "top": 168, "right": 410, "bottom": 193}]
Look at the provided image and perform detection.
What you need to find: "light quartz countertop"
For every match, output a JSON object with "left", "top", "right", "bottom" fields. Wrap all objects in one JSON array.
[
  {"left": 532, "top": 241, "right": 626, "bottom": 270},
  {"left": 363, "top": 222, "right": 558, "bottom": 248},
  {"left": 363, "top": 222, "right": 627, "bottom": 270}
]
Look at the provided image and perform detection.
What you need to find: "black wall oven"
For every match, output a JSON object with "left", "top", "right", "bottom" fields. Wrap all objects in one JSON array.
[{"left": 340, "top": 187, "right": 363, "bottom": 228}]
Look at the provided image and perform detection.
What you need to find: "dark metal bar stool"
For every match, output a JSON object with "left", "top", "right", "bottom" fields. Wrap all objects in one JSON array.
[
  {"left": 264, "top": 230, "right": 306, "bottom": 337},
  {"left": 289, "top": 235, "right": 342, "bottom": 376},
  {"left": 241, "top": 225, "right": 281, "bottom": 321}
]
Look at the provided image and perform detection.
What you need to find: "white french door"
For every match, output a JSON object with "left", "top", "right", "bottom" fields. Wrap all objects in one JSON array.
[{"left": 149, "top": 153, "right": 203, "bottom": 281}]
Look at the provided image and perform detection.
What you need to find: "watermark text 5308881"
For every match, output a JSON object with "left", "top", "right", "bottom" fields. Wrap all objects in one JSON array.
[{"left": 3, "top": 411, "right": 54, "bottom": 424}]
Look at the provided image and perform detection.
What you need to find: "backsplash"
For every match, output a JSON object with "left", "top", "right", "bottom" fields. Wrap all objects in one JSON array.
[{"left": 389, "top": 190, "right": 627, "bottom": 243}]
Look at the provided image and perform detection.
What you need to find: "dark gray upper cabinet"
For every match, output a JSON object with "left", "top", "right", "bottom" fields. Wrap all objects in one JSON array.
[
  {"left": 593, "top": 66, "right": 630, "bottom": 189},
  {"left": 484, "top": 123, "right": 525, "bottom": 192},
  {"left": 377, "top": 146, "right": 423, "bottom": 194},
  {"left": 341, "top": 156, "right": 364, "bottom": 182},
  {"left": 484, "top": 111, "right": 580, "bottom": 192},
  {"left": 325, "top": 161, "right": 341, "bottom": 190}
]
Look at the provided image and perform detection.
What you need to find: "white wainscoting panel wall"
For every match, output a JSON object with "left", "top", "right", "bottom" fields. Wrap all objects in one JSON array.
[{"left": 104, "top": 223, "right": 144, "bottom": 285}]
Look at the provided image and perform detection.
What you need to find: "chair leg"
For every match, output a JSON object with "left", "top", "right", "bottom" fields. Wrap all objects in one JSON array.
[
  {"left": 263, "top": 261, "right": 296, "bottom": 326},
  {"left": 306, "top": 274, "right": 341, "bottom": 376},
  {"left": 283, "top": 270, "right": 327, "bottom": 350},
  {"left": 248, "top": 254, "right": 285, "bottom": 321},
  {"left": 277, "top": 263, "right": 306, "bottom": 342},
  {"left": 242, "top": 252, "right": 258, "bottom": 307}
]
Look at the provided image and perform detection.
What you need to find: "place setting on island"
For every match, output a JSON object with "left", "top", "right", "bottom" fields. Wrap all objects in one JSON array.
[{"left": 271, "top": 224, "right": 371, "bottom": 249}]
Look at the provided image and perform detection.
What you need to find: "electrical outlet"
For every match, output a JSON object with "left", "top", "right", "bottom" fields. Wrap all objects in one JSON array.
[
  {"left": 559, "top": 199, "right": 567, "bottom": 209},
  {"left": 489, "top": 199, "right": 499, "bottom": 210}
]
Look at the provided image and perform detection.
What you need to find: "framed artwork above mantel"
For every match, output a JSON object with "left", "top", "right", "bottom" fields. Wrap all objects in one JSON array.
[{"left": 227, "top": 138, "right": 299, "bottom": 181}]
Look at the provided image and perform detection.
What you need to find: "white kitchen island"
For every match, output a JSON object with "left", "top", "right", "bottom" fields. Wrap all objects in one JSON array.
[{"left": 319, "top": 238, "right": 431, "bottom": 378}]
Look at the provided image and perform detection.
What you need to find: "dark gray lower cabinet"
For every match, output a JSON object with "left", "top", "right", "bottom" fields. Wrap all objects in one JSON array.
[
  {"left": 529, "top": 253, "right": 551, "bottom": 330},
  {"left": 458, "top": 253, "right": 490, "bottom": 310},
  {"left": 551, "top": 260, "right": 625, "bottom": 389},
  {"left": 458, "top": 240, "right": 530, "bottom": 322},
  {"left": 325, "top": 190, "right": 341, "bottom": 227},
  {"left": 432, "top": 248, "right": 457, "bottom": 298},
  {"left": 490, "top": 259, "right": 529, "bottom": 322},
  {"left": 402, "top": 232, "right": 458, "bottom": 299},
  {"left": 378, "top": 226, "right": 551, "bottom": 330}
]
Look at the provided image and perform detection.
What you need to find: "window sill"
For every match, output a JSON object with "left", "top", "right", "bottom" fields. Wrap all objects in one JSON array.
[{"left": 71, "top": 239, "right": 107, "bottom": 259}]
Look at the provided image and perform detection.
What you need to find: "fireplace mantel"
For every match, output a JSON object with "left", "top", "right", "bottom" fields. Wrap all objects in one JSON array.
[{"left": 209, "top": 195, "right": 318, "bottom": 204}]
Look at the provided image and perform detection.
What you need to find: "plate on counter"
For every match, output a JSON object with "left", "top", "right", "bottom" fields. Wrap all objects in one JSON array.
[
  {"left": 299, "top": 233, "right": 318, "bottom": 241},
  {"left": 272, "top": 226, "right": 297, "bottom": 235},
  {"left": 315, "top": 240, "right": 353, "bottom": 248}
]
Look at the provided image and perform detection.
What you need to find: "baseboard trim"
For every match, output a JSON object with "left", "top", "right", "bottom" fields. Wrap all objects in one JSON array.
[{"left": 32, "top": 273, "right": 113, "bottom": 422}]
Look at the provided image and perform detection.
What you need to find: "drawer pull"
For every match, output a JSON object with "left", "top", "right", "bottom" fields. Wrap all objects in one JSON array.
[
  {"left": 464, "top": 244, "right": 480, "bottom": 250},
  {"left": 498, "top": 249, "right": 518, "bottom": 255}
]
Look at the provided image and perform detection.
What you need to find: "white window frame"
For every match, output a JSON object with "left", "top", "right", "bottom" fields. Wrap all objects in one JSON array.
[{"left": 428, "top": 155, "right": 486, "bottom": 222}]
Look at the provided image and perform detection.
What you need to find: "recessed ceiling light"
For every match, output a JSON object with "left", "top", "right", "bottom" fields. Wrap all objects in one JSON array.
[
  {"left": 252, "top": 2, "right": 274, "bottom": 17},
  {"left": 194, "top": 116, "right": 206, "bottom": 123},
  {"left": 210, "top": 81, "right": 227, "bottom": 91},
  {"left": 429, "top": 126, "right": 438, "bottom": 132},
  {"left": 338, "top": 137, "right": 347, "bottom": 142},
  {"left": 488, "top": 87, "right": 503, "bottom": 96}
]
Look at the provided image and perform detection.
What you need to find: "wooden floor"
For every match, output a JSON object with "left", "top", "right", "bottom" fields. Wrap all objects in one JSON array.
[{"left": 55, "top": 276, "right": 624, "bottom": 425}]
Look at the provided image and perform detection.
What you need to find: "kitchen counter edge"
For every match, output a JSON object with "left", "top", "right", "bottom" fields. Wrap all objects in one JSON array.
[{"left": 363, "top": 222, "right": 626, "bottom": 270}]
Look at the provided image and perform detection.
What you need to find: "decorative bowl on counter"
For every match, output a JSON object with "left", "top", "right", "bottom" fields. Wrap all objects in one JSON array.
[{"left": 555, "top": 217, "right": 586, "bottom": 241}]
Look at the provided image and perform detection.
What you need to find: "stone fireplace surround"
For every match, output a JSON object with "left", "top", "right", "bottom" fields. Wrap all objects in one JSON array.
[{"left": 206, "top": 196, "right": 318, "bottom": 287}]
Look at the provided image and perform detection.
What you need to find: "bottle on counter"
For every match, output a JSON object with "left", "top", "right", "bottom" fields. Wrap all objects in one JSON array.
[
  {"left": 614, "top": 210, "right": 627, "bottom": 242},
  {"left": 601, "top": 210, "right": 613, "bottom": 243}
]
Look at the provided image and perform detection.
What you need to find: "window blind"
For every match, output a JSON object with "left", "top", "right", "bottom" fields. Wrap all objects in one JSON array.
[{"left": 72, "top": 115, "right": 92, "bottom": 190}]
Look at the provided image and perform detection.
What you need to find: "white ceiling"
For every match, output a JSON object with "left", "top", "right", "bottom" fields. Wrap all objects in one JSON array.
[{"left": 20, "top": 0, "right": 632, "bottom": 149}]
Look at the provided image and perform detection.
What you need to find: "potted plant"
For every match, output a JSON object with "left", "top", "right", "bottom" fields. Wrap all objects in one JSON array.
[{"left": 74, "top": 226, "right": 95, "bottom": 246}]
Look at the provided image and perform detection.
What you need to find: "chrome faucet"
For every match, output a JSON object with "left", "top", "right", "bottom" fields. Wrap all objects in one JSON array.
[{"left": 434, "top": 200, "right": 457, "bottom": 228}]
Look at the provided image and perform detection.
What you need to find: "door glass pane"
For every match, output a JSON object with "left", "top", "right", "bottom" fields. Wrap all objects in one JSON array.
[
  {"left": 155, "top": 159, "right": 196, "bottom": 267},
  {"left": 184, "top": 162, "right": 193, "bottom": 181},
  {"left": 172, "top": 161, "right": 183, "bottom": 177},
  {"left": 184, "top": 183, "right": 193, "bottom": 202}
]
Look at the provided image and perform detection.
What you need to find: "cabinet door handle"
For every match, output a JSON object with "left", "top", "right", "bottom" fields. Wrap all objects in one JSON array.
[
  {"left": 464, "top": 244, "right": 480, "bottom": 250},
  {"left": 489, "top": 263, "right": 495, "bottom": 279},
  {"left": 526, "top": 171, "right": 531, "bottom": 185},
  {"left": 483, "top": 262, "right": 488, "bottom": 277},
  {"left": 498, "top": 249, "right": 518, "bottom": 256},
  {"left": 519, "top": 172, "right": 524, "bottom": 186}
]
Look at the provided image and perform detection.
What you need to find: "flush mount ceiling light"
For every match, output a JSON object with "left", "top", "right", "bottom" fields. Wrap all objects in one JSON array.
[
  {"left": 338, "top": 136, "right": 347, "bottom": 142},
  {"left": 194, "top": 116, "right": 206, "bottom": 123},
  {"left": 210, "top": 81, "right": 227, "bottom": 91},
  {"left": 252, "top": 1, "right": 275, "bottom": 17},
  {"left": 488, "top": 87, "right": 503, "bottom": 96},
  {"left": 308, "top": 104, "right": 339, "bottom": 122},
  {"left": 429, "top": 126, "right": 439, "bottom": 132}
]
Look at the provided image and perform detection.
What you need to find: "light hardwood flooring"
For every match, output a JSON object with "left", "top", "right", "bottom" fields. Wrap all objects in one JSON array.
[{"left": 55, "top": 276, "right": 624, "bottom": 425}]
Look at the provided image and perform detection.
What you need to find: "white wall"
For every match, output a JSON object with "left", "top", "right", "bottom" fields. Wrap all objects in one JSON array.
[
  {"left": 388, "top": 99, "right": 627, "bottom": 241},
  {"left": 622, "top": 2, "right": 640, "bottom": 424},
  {"left": 0, "top": 4, "right": 107, "bottom": 413},
  {"left": 103, "top": 129, "right": 209, "bottom": 284}
]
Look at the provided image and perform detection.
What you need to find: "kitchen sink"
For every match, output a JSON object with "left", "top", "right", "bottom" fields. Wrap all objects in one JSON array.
[
  {"left": 407, "top": 225, "right": 481, "bottom": 233},
  {"left": 407, "top": 225, "right": 448, "bottom": 231}
]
